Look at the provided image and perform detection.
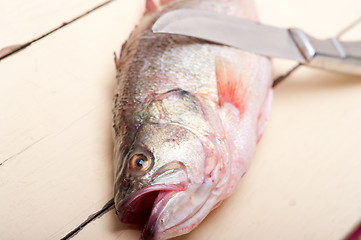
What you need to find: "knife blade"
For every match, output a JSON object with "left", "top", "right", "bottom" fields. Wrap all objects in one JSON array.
[{"left": 152, "top": 9, "right": 361, "bottom": 76}]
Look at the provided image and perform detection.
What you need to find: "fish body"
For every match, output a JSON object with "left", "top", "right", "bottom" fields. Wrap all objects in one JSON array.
[{"left": 112, "top": 0, "right": 273, "bottom": 239}]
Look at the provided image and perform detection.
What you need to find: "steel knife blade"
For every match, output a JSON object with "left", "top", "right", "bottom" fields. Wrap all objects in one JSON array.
[{"left": 152, "top": 9, "right": 361, "bottom": 76}]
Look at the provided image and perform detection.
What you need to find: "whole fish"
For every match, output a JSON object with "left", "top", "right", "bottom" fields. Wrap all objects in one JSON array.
[{"left": 112, "top": 0, "right": 273, "bottom": 239}]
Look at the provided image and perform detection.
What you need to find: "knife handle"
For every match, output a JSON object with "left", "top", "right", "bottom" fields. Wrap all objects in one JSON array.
[{"left": 289, "top": 28, "right": 361, "bottom": 76}]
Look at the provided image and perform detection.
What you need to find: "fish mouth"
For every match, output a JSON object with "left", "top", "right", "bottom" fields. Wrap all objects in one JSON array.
[
  {"left": 115, "top": 161, "right": 189, "bottom": 238},
  {"left": 117, "top": 184, "right": 184, "bottom": 228}
]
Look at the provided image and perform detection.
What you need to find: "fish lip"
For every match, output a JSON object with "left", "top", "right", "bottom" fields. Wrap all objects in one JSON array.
[
  {"left": 116, "top": 183, "right": 188, "bottom": 228},
  {"left": 117, "top": 183, "right": 186, "bottom": 210},
  {"left": 116, "top": 161, "right": 189, "bottom": 213},
  {"left": 115, "top": 161, "right": 189, "bottom": 235},
  {"left": 141, "top": 190, "right": 176, "bottom": 240}
]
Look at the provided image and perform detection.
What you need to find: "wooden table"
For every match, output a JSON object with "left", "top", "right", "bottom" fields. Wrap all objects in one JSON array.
[{"left": 1, "top": 0, "right": 361, "bottom": 239}]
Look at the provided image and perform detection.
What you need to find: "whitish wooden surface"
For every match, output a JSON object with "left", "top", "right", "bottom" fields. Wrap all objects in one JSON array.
[
  {"left": 0, "top": 0, "right": 360, "bottom": 240},
  {"left": 0, "top": 0, "right": 112, "bottom": 50},
  {"left": 0, "top": 1, "right": 143, "bottom": 239}
]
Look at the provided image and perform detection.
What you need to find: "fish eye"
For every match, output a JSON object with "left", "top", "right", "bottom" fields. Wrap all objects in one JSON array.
[{"left": 129, "top": 154, "right": 151, "bottom": 172}]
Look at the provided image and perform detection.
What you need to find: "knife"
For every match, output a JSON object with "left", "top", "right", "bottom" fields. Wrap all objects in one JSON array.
[{"left": 152, "top": 9, "right": 361, "bottom": 76}]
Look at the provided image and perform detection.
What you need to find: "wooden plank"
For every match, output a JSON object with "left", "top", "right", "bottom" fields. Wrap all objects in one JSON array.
[
  {"left": 0, "top": 1, "right": 143, "bottom": 239},
  {"left": 0, "top": 0, "right": 111, "bottom": 50}
]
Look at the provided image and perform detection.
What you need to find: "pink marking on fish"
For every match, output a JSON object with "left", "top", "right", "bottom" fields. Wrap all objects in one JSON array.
[{"left": 216, "top": 57, "right": 249, "bottom": 116}]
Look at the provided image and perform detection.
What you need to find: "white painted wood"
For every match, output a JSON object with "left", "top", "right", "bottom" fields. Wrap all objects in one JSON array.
[
  {"left": 0, "top": 0, "right": 111, "bottom": 50},
  {"left": 0, "top": 1, "right": 143, "bottom": 239}
]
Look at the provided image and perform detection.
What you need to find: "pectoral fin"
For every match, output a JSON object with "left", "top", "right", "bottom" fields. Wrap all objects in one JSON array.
[{"left": 215, "top": 58, "right": 249, "bottom": 116}]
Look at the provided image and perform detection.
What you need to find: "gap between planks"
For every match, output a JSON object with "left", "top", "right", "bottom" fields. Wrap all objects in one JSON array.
[
  {"left": 60, "top": 199, "right": 115, "bottom": 240},
  {"left": 0, "top": 0, "right": 116, "bottom": 61}
]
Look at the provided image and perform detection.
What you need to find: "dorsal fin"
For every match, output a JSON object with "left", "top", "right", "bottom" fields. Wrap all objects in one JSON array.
[{"left": 215, "top": 58, "right": 249, "bottom": 115}]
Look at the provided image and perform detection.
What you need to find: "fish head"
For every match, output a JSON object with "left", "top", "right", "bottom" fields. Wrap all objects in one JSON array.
[{"left": 114, "top": 90, "right": 226, "bottom": 239}]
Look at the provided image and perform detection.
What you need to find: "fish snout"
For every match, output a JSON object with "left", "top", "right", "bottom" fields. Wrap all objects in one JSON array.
[{"left": 115, "top": 161, "right": 190, "bottom": 233}]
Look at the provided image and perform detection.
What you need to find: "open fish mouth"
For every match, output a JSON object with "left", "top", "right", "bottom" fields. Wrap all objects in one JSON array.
[
  {"left": 118, "top": 184, "right": 184, "bottom": 228},
  {"left": 117, "top": 161, "right": 189, "bottom": 227},
  {"left": 118, "top": 185, "right": 174, "bottom": 228},
  {"left": 115, "top": 161, "right": 190, "bottom": 239}
]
